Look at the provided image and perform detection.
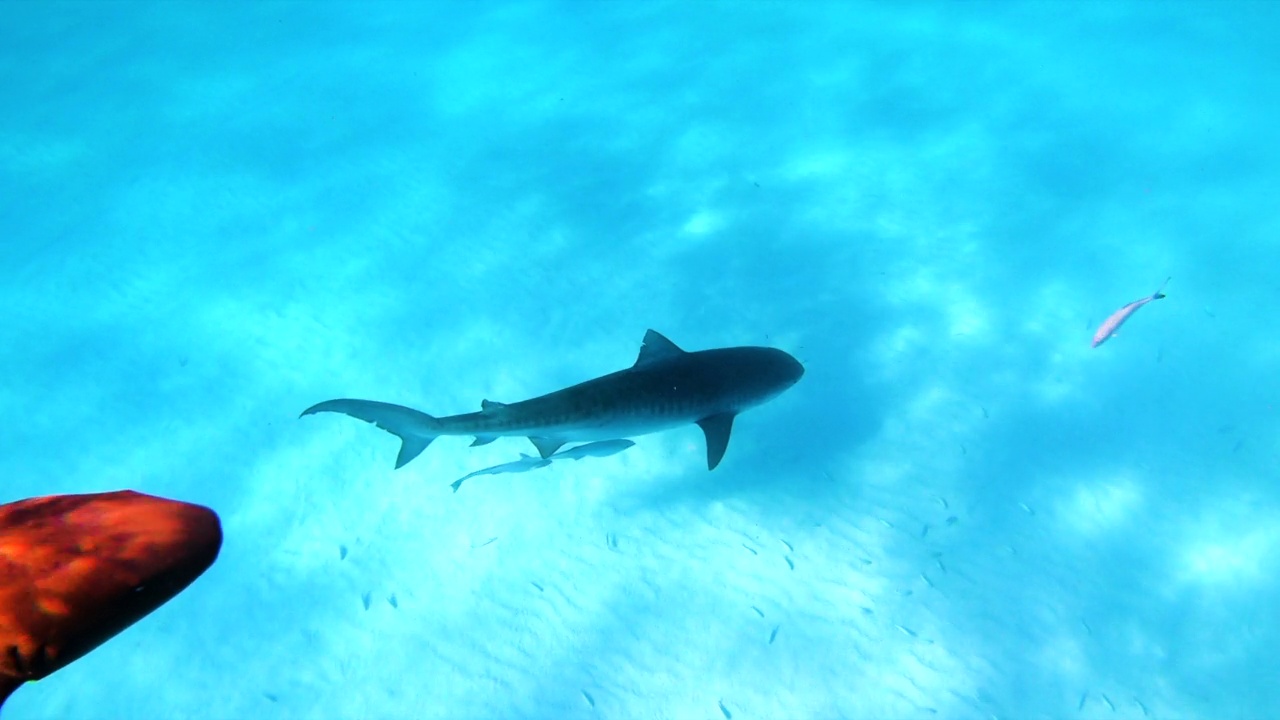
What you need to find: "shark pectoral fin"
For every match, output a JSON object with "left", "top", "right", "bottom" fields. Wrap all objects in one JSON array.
[
  {"left": 300, "top": 399, "right": 439, "bottom": 470},
  {"left": 529, "top": 436, "right": 566, "bottom": 458},
  {"left": 481, "top": 399, "right": 508, "bottom": 411},
  {"left": 634, "top": 330, "right": 686, "bottom": 367},
  {"left": 697, "top": 412, "right": 737, "bottom": 470},
  {"left": 470, "top": 435, "right": 498, "bottom": 447}
]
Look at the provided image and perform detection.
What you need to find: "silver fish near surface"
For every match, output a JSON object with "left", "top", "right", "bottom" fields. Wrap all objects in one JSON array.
[
  {"left": 1092, "top": 277, "right": 1170, "bottom": 348},
  {"left": 302, "top": 330, "right": 804, "bottom": 470}
]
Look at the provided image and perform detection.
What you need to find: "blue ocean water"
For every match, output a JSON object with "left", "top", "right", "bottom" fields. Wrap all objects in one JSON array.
[{"left": 2, "top": 1, "right": 1277, "bottom": 718}]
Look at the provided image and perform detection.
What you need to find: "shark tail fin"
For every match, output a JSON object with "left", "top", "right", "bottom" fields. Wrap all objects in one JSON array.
[{"left": 301, "top": 399, "right": 439, "bottom": 469}]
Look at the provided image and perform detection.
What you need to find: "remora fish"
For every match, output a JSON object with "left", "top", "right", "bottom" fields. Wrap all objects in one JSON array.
[
  {"left": 551, "top": 439, "right": 636, "bottom": 461},
  {"left": 1091, "top": 277, "right": 1170, "bottom": 348},
  {"left": 451, "top": 441, "right": 634, "bottom": 492},
  {"left": 302, "top": 329, "right": 804, "bottom": 470},
  {"left": 451, "top": 454, "right": 550, "bottom": 492},
  {"left": 0, "top": 490, "right": 222, "bottom": 708}
]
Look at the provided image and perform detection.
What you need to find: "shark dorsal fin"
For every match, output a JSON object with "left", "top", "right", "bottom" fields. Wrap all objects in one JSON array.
[
  {"left": 634, "top": 330, "right": 685, "bottom": 367},
  {"left": 697, "top": 412, "right": 736, "bottom": 470},
  {"left": 481, "top": 399, "right": 507, "bottom": 411}
]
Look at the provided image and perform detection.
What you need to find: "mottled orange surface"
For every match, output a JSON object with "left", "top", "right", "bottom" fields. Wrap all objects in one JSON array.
[{"left": 0, "top": 490, "right": 221, "bottom": 707}]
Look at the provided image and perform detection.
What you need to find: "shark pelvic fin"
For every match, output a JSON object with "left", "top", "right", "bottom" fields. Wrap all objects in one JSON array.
[
  {"left": 396, "top": 436, "right": 433, "bottom": 469},
  {"left": 470, "top": 435, "right": 498, "bottom": 447},
  {"left": 481, "top": 399, "right": 508, "bottom": 411},
  {"left": 529, "top": 436, "right": 566, "bottom": 458},
  {"left": 697, "top": 412, "right": 737, "bottom": 470},
  {"left": 300, "top": 399, "right": 438, "bottom": 469},
  {"left": 634, "top": 329, "right": 686, "bottom": 367}
]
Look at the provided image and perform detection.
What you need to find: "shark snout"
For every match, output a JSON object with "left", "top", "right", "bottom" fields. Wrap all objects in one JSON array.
[
  {"left": 769, "top": 348, "right": 805, "bottom": 387},
  {"left": 783, "top": 352, "right": 805, "bottom": 384}
]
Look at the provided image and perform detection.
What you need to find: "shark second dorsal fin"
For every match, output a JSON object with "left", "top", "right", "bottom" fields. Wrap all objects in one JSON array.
[
  {"left": 481, "top": 400, "right": 507, "bottom": 411},
  {"left": 634, "top": 330, "right": 685, "bottom": 367},
  {"left": 697, "top": 412, "right": 736, "bottom": 470}
]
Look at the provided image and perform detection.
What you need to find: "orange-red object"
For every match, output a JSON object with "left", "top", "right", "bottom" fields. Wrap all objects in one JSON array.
[{"left": 0, "top": 490, "right": 222, "bottom": 708}]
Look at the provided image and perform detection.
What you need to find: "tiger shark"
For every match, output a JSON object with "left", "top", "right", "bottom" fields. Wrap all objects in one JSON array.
[{"left": 301, "top": 329, "right": 804, "bottom": 471}]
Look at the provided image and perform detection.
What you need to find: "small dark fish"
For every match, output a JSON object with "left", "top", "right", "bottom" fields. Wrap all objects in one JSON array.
[
  {"left": 920, "top": 524, "right": 931, "bottom": 538},
  {"left": 751, "top": 606, "right": 764, "bottom": 618},
  {"left": 387, "top": 593, "right": 398, "bottom": 609},
  {"left": 361, "top": 591, "right": 371, "bottom": 611},
  {"left": 768, "top": 625, "right": 779, "bottom": 644},
  {"left": 264, "top": 693, "right": 279, "bottom": 703},
  {"left": 606, "top": 532, "right": 619, "bottom": 550},
  {"left": 1092, "top": 277, "right": 1169, "bottom": 347},
  {"left": 780, "top": 539, "right": 794, "bottom": 552},
  {"left": 784, "top": 556, "right": 794, "bottom": 570},
  {"left": 743, "top": 544, "right": 757, "bottom": 556},
  {"left": 474, "top": 537, "right": 498, "bottom": 549},
  {"left": 531, "top": 582, "right": 544, "bottom": 592},
  {"left": 339, "top": 545, "right": 348, "bottom": 560},
  {"left": 582, "top": 690, "right": 595, "bottom": 708},
  {"left": 718, "top": 700, "right": 732, "bottom": 719}
]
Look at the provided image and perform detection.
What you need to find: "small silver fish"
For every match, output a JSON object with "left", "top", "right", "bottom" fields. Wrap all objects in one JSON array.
[{"left": 1092, "top": 277, "right": 1169, "bottom": 347}]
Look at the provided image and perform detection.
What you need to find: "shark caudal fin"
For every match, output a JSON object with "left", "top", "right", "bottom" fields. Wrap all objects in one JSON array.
[{"left": 301, "top": 399, "right": 439, "bottom": 469}]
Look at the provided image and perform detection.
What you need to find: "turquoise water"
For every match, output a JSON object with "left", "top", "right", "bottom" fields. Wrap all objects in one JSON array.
[{"left": 3, "top": 2, "right": 1278, "bottom": 718}]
